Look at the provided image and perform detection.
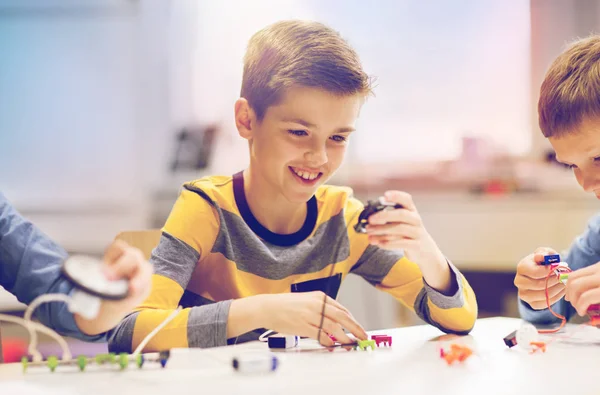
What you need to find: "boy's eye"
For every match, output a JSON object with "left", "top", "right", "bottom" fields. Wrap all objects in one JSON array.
[
  {"left": 568, "top": 164, "right": 577, "bottom": 169},
  {"left": 330, "top": 135, "right": 347, "bottom": 143},
  {"left": 288, "top": 130, "right": 308, "bottom": 136}
]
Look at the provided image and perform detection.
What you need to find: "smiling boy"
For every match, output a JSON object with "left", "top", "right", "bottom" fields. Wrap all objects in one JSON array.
[{"left": 109, "top": 20, "right": 477, "bottom": 353}]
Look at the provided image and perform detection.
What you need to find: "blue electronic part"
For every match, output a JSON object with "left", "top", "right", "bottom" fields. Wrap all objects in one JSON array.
[
  {"left": 542, "top": 254, "right": 560, "bottom": 265},
  {"left": 268, "top": 335, "right": 299, "bottom": 349}
]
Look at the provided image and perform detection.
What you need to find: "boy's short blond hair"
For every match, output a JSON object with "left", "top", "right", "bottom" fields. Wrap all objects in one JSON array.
[
  {"left": 539, "top": 35, "right": 600, "bottom": 137},
  {"left": 241, "top": 20, "right": 373, "bottom": 121}
]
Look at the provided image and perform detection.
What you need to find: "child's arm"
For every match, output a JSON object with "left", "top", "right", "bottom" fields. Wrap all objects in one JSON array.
[
  {"left": 108, "top": 187, "right": 368, "bottom": 353},
  {"left": 351, "top": 191, "right": 477, "bottom": 334},
  {"left": 352, "top": 247, "right": 477, "bottom": 334},
  {"left": 515, "top": 248, "right": 569, "bottom": 325},
  {"left": 518, "top": 214, "right": 600, "bottom": 323},
  {"left": 0, "top": 193, "right": 151, "bottom": 340},
  {"left": 108, "top": 233, "right": 368, "bottom": 352},
  {"left": 74, "top": 240, "right": 153, "bottom": 336}
]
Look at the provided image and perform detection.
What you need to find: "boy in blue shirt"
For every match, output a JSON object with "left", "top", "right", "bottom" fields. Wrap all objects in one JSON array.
[
  {"left": 0, "top": 192, "right": 152, "bottom": 345},
  {"left": 515, "top": 36, "right": 600, "bottom": 324}
]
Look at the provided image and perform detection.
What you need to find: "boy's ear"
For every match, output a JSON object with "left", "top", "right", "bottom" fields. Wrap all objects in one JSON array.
[{"left": 235, "top": 98, "right": 254, "bottom": 140}]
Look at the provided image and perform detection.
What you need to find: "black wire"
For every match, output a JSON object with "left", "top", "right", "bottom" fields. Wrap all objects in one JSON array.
[{"left": 316, "top": 208, "right": 363, "bottom": 346}]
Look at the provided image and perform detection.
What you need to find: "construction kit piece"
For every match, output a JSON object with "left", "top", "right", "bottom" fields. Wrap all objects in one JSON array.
[
  {"left": 354, "top": 197, "right": 403, "bottom": 233},
  {"left": 503, "top": 330, "right": 518, "bottom": 348},
  {"left": 355, "top": 339, "right": 376, "bottom": 351},
  {"left": 529, "top": 341, "right": 547, "bottom": 353},
  {"left": 371, "top": 335, "right": 392, "bottom": 347},
  {"left": 439, "top": 344, "right": 473, "bottom": 365},
  {"left": 542, "top": 254, "right": 560, "bottom": 265},
  {"left": 20, "top": 351, "right": 170, "bottom": 373},
  {"left": 232, "top": 353, "right": 279, "bottom": 373}
]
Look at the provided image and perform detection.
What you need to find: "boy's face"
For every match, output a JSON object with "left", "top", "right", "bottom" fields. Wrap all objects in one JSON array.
[
  {"left": 238, "top": 86, "right": 363, "bottom": 203},
  {"left": 549, "top": 118, "right": 600, "bottom": 199}
]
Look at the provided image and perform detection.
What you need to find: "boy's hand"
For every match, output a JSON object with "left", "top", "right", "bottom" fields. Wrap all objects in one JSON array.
[
  {"left": 565, "top": 262, "right": 600, "bottom": 316},
  {"left": 74, "top": 240, "right": 153, "bottom": 336},
  {"left": 102, "top": 240, "right": 153, "bottom": 308},
  {"left": 260, "top": 291, "right": 368, "bottom": 346},
  {"left": 365, "top": 191, "right": 450, "bottom": 291},
  {"left": 514, "top": 247, "right": 564, "bottom": 310}
]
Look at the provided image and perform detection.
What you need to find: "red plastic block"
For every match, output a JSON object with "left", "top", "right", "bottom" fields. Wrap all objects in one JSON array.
[{"left": 371, "top": 334, "right": 392, "bottom": 347}]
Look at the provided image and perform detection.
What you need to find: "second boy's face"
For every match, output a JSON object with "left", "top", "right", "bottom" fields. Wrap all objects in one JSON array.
[
  {"left": 549, "top": 118, "right": 600, "bottom": 199},
  {"left": 247, "top": 86, "right": 363, "bottom": 203}
]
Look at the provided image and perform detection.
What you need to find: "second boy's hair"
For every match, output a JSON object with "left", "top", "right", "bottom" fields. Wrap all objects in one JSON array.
[
  {"left": 539, "top": 35, "right": 600, "bottom": 137},
  {"left": 241, "top": 20, "right": 373, "bottom": 121}
]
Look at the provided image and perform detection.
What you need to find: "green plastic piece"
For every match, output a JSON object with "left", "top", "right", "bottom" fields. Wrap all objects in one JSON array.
[
  {"left": 136, "top": 354, "right": 144, "bottom": 368},
  {"left": 47, "top": 356, "right": 58, "bottom": 372},
  {"left": 21, "top": 356, "right": 28, "bottom": 373},
  {"left": 77, "top": 355, "right": 87, "bottom": 371},
  {"left": 559, "top": 273, "right": 569, "bottom": 284},
  {"left": 95, "top": 354, "right": 107, "bottom": 364},
  {"left": 108, "top": 353, "right": 116, "bottom": 364},
  {"left": 118, "top": 353, "right": 129, "bottom": 370},
  {"left": 357, "top": 339, "right": 376, "bottom": 351}
]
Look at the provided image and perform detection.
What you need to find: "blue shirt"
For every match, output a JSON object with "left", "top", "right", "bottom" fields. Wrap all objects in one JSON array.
[
  {"left": 519, "top": 213, "right": 600, "bottom": 324},
  {"left": 0, "top": 192, "right": 104, "bottom": 341}
]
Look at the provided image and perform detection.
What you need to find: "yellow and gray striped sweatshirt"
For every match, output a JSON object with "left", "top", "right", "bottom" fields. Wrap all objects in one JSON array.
[{"left": 108, "top": 172, "right": 477, "bottom": 352}]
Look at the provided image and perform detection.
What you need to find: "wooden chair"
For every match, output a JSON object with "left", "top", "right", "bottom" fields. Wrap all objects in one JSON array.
[{"left": 114, "top": 229, "right": 162, "bottom": 260}]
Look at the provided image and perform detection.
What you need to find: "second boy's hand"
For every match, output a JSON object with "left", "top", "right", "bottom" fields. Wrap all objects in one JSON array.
[{"left": 365, "top": 190, "right": 454, "bottom": 294}]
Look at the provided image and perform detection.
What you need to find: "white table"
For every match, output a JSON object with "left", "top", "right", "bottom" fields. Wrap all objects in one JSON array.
[{"left": 1, "top": 317, "right": 599, "bottom": 395}]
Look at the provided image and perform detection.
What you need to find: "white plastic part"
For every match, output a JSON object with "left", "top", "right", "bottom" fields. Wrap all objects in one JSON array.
[
  {"left": 516, "top": 322, "right": 540, "bottom": 350},
  {"left": 24, "top": 293, "right": 74, "bottom": 362},
  {"left": 258, "top": 329, "right": 275, "bottom": 342},
  {"left": 0, "top": 313, "right": 72, "bottom": 362},
  {"left": 232, "top": 352, "right": 279, "bottom": 373},
  {"left": 268, "top": 335, "right": 299, "bottom": 349},
  {"left": 63, "top": 255, "right": 128, "bottom": 299},
  {"left": 68, "top": 289, "right": 101, "bottom": 320}
]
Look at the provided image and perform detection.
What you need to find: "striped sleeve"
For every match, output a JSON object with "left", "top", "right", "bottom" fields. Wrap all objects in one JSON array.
[
  {"left": 351, "top": 245, "right": 477, "bottom": 334},
  {"left": 108, "top": 187, "right": 231, "bottom": 353}
]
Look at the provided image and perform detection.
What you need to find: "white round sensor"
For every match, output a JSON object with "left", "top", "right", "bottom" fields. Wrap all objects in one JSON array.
[{"left": 62, "top": 255, "right": 129, "bottom": 300}]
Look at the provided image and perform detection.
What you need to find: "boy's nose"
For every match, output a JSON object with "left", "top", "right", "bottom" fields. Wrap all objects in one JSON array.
[{"left": 304, "top": 147, "right": 328, "bottom": 166}]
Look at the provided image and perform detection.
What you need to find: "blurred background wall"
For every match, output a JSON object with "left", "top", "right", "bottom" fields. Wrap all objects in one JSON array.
[{"left": 1, "top": 0, "right": 600, "bottom": 336}]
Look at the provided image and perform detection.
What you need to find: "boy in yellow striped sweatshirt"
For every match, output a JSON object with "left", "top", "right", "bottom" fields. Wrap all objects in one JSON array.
[{"left": 109, "top": 20, "right": 478, "bottom": 353}]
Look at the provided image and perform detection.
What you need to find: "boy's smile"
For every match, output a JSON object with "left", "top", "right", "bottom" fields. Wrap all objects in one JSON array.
[{"left": 288, "top": 166, "right": 323, "bottom": 186}]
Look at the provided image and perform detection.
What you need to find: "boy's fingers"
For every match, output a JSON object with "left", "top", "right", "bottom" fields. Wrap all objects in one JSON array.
[
  {"left": 366, "top": 223, "right": 419, "bottom": 238},
  {"left": 566, "top": 274, "right": 600, "bottom": 304},
  {"left": 525, "top": 287, "right": 565, "bottom": 310},
  {"left": 323, "top": 306, "right": 367, "bottom": 340},
  {"left": 383, "top": 191, "right": 416, "bottom": 212},
  {"left": 519, "top": 257, "right": 552, "bottom": 279},
  {"left": 104, "top": 240, "right": 129, "bottom": 265},
  {"left": 324, "top": 296, "right": 353, "bottom": 316},
  {"left": 518, "top": 282, "right": 564, "bottom": 305},
  {"left": 312, "top": 324, "right": 335, "bottom": 347},
  {"left": 568, "top": 262, "right": 600, "bottom": 281},
  {"left": 104, "top": 248, "right": 145, "bottom": 281},
  {"left": 575, "top": 288, "right": 600, "bottom": 316},
  {"left": 369, "top": 209, "right": 420, "bottom": 226},
  {"left": 320, "top": 319, "right": 354, "bottom": 344},
  {"left": 514, "top": 273, "right": 560, "bottom": 291}
]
